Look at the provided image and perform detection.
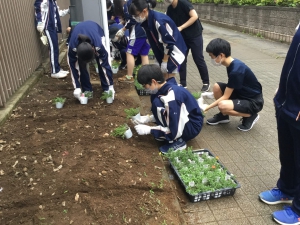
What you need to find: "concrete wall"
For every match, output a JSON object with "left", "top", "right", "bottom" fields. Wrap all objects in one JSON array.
[{"left": 157, "top": 3, "right": 300, "bottom": 43}]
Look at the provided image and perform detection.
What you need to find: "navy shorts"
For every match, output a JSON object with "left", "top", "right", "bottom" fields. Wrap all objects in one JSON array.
[
  {"left": 218, "top": 82, "right": 264, "bottom": 115},
  {"left": 126, "top": 38, "right": 150, "bottom": 56}
]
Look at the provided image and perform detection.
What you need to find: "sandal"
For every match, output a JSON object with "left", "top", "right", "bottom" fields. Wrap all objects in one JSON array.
[{"left": 118, "top": 75, "right": 134, "bottom": 83}]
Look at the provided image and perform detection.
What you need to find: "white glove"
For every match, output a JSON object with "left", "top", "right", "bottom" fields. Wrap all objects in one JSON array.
[
  {"left": 73, "top": 88, "right": 82, "bottom": 100},
  {"left": 108, "top": 85, "right": 115, "bottom": 100},
  {"left": 161, "top": 62, "right": 168, "bottom": 73},
  {"left": 116, "top": 29, "right": 125, "bottom": 37},
  {"left": 201, "top": 92, "right": 214, "bottom": 99},
  {"left": 37, "top": 22, "right": 45, "bottom": 34},
  {"left": 132, "top": 115, "right": 155, "bottom": 125},
  {"left": 134, "top": 124, "right": 151, "bottom": 135}
]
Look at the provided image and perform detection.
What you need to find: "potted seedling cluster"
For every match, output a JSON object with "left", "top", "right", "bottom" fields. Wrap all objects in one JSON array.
[
  {"left": 164, "top": 147, "right": 240, "bottom": 202},
  {"left": 124, "top": 107, "right": 140, "bottom": 120},
  {"left": 53, "top": 97, "right": 66, "bottom": 109},
  {"left": 101, "top": 90, "right": 113, "bottom": 104},
  {"left": 111, "top": 124, "right": 132, "bottom": 139},
  {"left": 133, "top": 65, "right": 150, "bottom": 96},
  {"left": 111, "top": 60, "right": 120, "bottom": 74}
]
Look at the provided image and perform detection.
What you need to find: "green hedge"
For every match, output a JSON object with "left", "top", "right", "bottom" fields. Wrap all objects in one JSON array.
[{"left": 156, "top": 0, "right": 300, "bottom": 7}]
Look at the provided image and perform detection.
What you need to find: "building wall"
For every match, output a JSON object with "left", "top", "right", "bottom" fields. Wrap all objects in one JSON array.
[{"left": 156, "top": 3, "right": 300, "bottom": 43}]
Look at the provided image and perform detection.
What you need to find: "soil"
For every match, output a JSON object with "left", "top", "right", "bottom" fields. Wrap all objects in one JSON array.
[{"left": 0, "top": 55, "right": 188, "bottom": 225}]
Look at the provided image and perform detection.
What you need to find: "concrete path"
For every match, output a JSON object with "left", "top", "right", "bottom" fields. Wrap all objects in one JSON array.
[{"left": 177, "top": 22, "right": 291, "bottom": 224}]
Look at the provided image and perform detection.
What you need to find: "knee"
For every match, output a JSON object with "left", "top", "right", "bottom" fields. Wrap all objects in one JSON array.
[{"left": 217, "top": 101, "right": 228, "bottom": 113}]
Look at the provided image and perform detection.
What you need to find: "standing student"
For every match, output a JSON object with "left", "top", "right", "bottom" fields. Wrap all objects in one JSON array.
[
  {"left": 113, "top": 0, "right": 150, "bottom": 83},
  {"left": 259, "top": 23, "right": 300, "bottom": 225},
  {"left": 166, "top": 0, "right": 210, "bottom": 91},
  {"left": 129, "top": 0, "right": 187, "bottom": 82},
  {"left": 34, "top": 0, "right": 69, "bottom": 78},
  {"left": 204, "top": 38, "right": 264, "bottom": 131},
  {"left": 133, "top": 65, "right": 203, "bottom": 154},
  {"left": 67, "top": 21, "right": 114, "bottom": 100}
]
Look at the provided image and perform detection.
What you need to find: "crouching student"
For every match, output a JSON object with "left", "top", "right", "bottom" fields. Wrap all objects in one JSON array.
[
  {"left": 204, "top": 38, "right": 264, "bottom": 131},
  {"left": 132, "top": 65, "right": 203, "bottom": 154},
  {"left": 67, "top": 21, "right": 115, "bottom": 100}
]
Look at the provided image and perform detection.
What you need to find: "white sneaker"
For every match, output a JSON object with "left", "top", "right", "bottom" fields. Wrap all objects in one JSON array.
[
  {"left": 59, "top": 69, "right": 69, "bottom": 74},
  {"left": 51, "top": 71, "right": 68, "bottom": 79},
  {"left": 73, "top": 88, "right": 82, "bottom": 99}
]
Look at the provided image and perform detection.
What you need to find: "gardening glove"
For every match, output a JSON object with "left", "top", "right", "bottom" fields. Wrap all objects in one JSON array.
[
  {"left": 73, "top": 88, "right": 82, "bottom": 100},
  {"left": 160, "top": 61, "right": 168, "bottom": 73},
  {"left": 108, "top": 85, "right": 115, "bottom": 100},
  {"left": 132, "top": 115, "right": 155, "bottom": 125},
  {"left": 115, "top": 28, "right": 125, "bottom": 37},
  {"left": 134, "top": 124, "right": 151, "bottom": 135},
  {"left": 201, "top": 92, "right": 214, "bottom": 99},
  {"left": 37, "top": 22, "right": 45, "bottom": 34}
]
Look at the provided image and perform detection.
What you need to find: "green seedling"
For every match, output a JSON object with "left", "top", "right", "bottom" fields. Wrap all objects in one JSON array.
[
  {"left": 191, "top": 92, "right": 201, "bottom": 100},
  {"left": 111, "top": 124, "right": 129, "bottom": 139},
  {"left": 53, "top": 97, "right": 66, "bottom": 104},
  {"left": 124, "top": 107, "right": 140, "bottom": 118},
  {"left": 101, "top": 90, "right": 113, "bottom": 100}
]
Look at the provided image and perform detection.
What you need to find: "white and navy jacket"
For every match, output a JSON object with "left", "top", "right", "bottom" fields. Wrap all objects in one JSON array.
[
  {"left": 140, "top": 10, "right": 187, "bottom": 73},
  {"left": 123, "top": 0, "right": 147, "bottom": 39},
  {"left": 34, "top": 0, "right": 68, "bottom": 33},
  {"left": 150, "top": 78, "right": 203, "bottom": 141}
]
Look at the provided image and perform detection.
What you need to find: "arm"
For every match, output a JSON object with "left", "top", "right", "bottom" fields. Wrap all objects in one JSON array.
[
  {"left": 178, "top": 9, "right": 198, "bottom": 32},
  {"left": 58, "top": 8, "right": 69, "bottom": 17},
  {"left": 204, "top": 87, "right": 233, "bottom": 112},
  {"left": 34, "top": 0, "right": 44, "bottom": 22}
]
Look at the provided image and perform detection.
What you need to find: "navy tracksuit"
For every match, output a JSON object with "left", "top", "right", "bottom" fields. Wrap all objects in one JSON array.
[
  {"left": 274, "top": 28, "right": 300, "bottom": 215},
  {"left": 34, "top": 0, "right": 62, "bottom": 74},
  {"left": 67, "top": 21, "right": 113, "bottom": 92}
]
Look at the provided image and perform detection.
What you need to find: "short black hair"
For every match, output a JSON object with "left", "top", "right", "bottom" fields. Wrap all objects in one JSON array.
[
  {"left": 129, "top": 0, "right": 156, "bottom": 16},
  {"left": 77, "top": 42, "right": 94, "bottom": 63},
  {"left": 137, "top": 64, "right": 164, "bottom": 86},
  {"left": 206, "top": 38, "right": 231, "bottom": 57}
]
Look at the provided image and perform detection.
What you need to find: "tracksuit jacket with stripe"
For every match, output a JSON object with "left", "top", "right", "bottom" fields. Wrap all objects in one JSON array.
[{"left": 140, "top": 10, "right": 187, "bottom": 73}]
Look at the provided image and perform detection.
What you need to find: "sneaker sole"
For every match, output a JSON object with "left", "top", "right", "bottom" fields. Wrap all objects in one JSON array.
[
  {"left": 259, "top": 196, "right": 293, "bottom": 205},
  {"left": 206, "top": 119, "right": 230, "bottom": 125},
  {"left": 273, "top": 215, "right": 300, "bottom": 225},
  {"left": 237, "top": 114, "right": 260, "bottom": 131},
  {"left": 201, "top": 85, "right": 210, "bottom": 92}
]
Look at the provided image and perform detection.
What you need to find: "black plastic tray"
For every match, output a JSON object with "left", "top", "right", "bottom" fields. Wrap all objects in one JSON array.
[
  {"left": 135, "top": 87, "right": 150, "bottom": 96},
  {"left": 170, "top": 149, "right": 241, "bottom": 202}
]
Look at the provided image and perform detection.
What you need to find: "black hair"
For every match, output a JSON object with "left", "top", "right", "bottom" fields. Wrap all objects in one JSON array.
[
  {"left": 206, "top": 38, "right": 231, "bottom": 57},
  {"left": 113, "top": 0, "right": 124, "bottom": 17},
  {"left": 106, "top": 0, "right": 112, "bottom": 8},
  {"left": 137, "top": 64, "right": 164, "bottom": 85},
  {"left": 77, "top": 34, "right": 94, "bottom": 65},
  {"left": 129, "top": 0, "right": 156, "bottom": 16}
]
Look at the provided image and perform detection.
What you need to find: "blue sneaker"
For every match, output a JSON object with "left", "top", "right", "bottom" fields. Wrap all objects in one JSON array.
[
  {"left": 259, "top": 188, "right": 294, "bottom": 205},
  {"left": 273, "top": 206, "right": 300, "bottom": 225},
  {"left": 159, "top": 138, "right": 186, "bottom": 154}
]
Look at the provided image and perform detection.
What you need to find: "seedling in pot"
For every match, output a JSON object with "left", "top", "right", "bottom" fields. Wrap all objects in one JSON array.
[
  {"left": 111, "top": 124, "right": 130, "bottom": 139},
  {"left": 124, "top": 107, "right": 140, "bottom": 119},
  {"left": 101, "top": 90, "right": 113, "bottom": 100},
  {"left": 83, "top": 91, "right": 93, "bottom": 99},
  {"left": 53, "top": 97, "right": 66, "bottom": 104},
  {"left": 111, "top": 60, "right": 120, "bottom": 69}
]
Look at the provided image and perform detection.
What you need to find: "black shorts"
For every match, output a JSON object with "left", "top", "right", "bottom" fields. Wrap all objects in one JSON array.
[{"left": 218, "top": 82, "right": 264, "bottom": 115}]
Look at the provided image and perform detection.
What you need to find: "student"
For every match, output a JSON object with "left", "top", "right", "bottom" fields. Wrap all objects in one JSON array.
[
  {"left": 109, "top": 23, "right": 142, "bottom": 69},
  {"left": 133, "top": 65, "right": 203, "bottom": 153},
  {"left": 107, "top": 0, "right": 119, "bottom": 24},
  {"left": 166, "top": 0, "right": 210, "bottom": 91},
  {"left": 259, "top": 23, "right": 300, "bottom": 225},
  {"left": 34, "top": 0, "right": 69, "bottom": 78},
  {"left": 129, "top": 0, "right": 187, "bottom": 82},
  {"left": 204, "top": 38, "right": 264, "bottom": 131},
  {"left": 113, "top": 0, "right": 150, "bottom": 83},
  {"left": 67, "top": 21, "right": 114, "bottom": 100}
]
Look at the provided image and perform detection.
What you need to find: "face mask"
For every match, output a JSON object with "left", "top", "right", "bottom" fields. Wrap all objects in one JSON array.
[
  {"left": 164, "top": 0, "right": 173, "bottom": 4},
  {"left": 134, "top": 16, "right": 146, "bottom": 23},
  {"left": 146, "top": 88, "right": 158, "bottom": 95},
  {"left": 211, "top": 55, "right": 222, "bottom": 66}
]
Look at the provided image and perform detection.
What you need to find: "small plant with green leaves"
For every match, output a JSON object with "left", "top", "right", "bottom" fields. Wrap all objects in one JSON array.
[
  {"left": 53, "top": 97, "right": 66, "bottom": 104},
  {"left": 83, "top": 91, "right": 93, "bottom": 98},
  {"left": 111, "top": 124, "right": 130, "bottom": 139},
  {"left": 112, "top": 60, "right": 120, "bottom": 69},
  {"left": 191, "top": 92, "right": 201, "bottom": 100},
  {"left": 124, "top": 107, "right": 140, "bottom": 118},
  {"left": 134, "top": 78, "right": 144, "bottom": 90},
  {"left": 101, "top": 90, "right": 113, "bottom": 100},
  {"left": 133, "top": 64, "right": 142, "bottom": 76}
]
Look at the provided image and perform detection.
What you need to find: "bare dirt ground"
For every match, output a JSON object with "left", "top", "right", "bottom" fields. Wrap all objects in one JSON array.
[{"left": 0, "top": 56, "right": 188, "bottom": 225}]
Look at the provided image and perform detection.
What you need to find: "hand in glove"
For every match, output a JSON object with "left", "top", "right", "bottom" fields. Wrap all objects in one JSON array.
[
  {"left": 37, "top": 22, "right": 45, "bottom": 34},
  {"left": 116, "top": 28, "right": 125, "bottom": 37},
  {"left": 132, "top": 115, "right": 155, "bottom": 125},
  {"left": 73, "top": 88, "right": 82, "bottom": 100},
  {"left": 134, "top": 124, "right": 151, "bottom": 135},
  {"left": 160, "top": 61, "right": 168, "bottom": 73},
  {"left": 108, "top": 85, "right": 115, "bottom": 100}
]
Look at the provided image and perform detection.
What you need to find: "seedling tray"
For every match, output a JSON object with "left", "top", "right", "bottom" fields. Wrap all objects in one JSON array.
[
  {"left": 135, "top": 87, "right": 150, "bottom": 96},
  {"left": 170, "top": 149, "right": 241, "bottom": 203}
]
